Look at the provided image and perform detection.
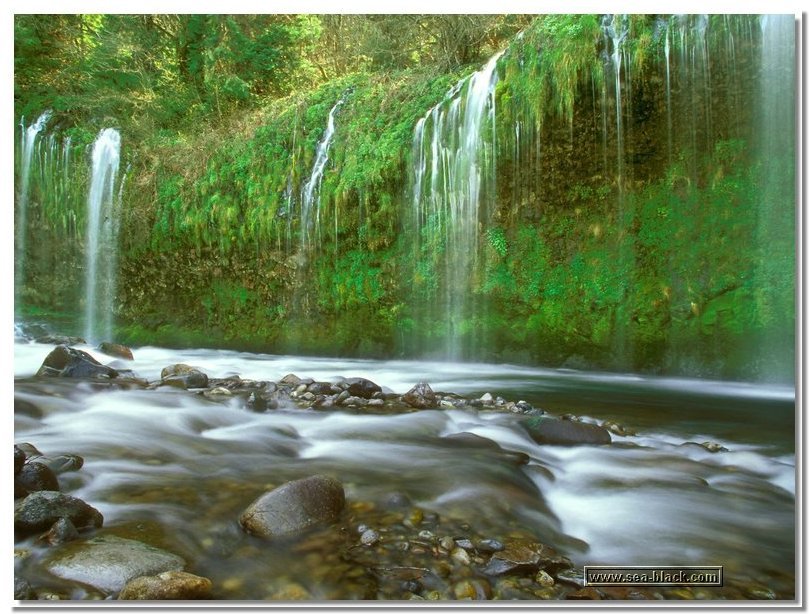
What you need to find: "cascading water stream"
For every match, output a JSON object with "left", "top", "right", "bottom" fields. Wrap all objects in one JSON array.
[
  {"left": 15, "top": 110, "right": 52, "bottom": 315},
  {"left": 84, "top": 128, "right": 121, "bottom": 343},
  {"left": 300, "top": 99, "right": 343, "bottom": 256},
  {"left": 409, "top": 51, "right": 503, "bottom": 359}
]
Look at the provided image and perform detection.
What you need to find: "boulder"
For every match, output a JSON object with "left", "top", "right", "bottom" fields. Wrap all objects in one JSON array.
[
  {"left": 16, "top": 461, "right": 59, "bottom": 493},
  {"left": 280, "top": 374, "right": 301, "bottom": 386},
  {"left": 14, "top": 445, "right": 26, "bottom": 475},
  {"left": 15, "top": 491, "right": 103, "bottom": 535},
  {"left": 119, "top": 570, "right": 212, "bottom": 600},
  {"left": 160, "top": 364, "right": 208, "bottom": 389},
  {"left": 402, "top": 382, "right": 437, "bottom": 409},
  {"left": 239, "top": 475, "right": 345, "bottom": 539},
  {"left": 36, "top": 345, "right": 118, "bottom": 379},
  {"left": 97, "top": 342, "right": 134, "bottom": 361},
  {"left": 345, "top": 377, "right": 382, "bottom": 399},
  {"left": 523, "top": 416, "right": 611, "bottom": 446},
  {"left": 308, "top": 381, "right": 338, "bottom": 395},
  {"left": 44, "top": 535, "right": 184, "bottom": 595}
]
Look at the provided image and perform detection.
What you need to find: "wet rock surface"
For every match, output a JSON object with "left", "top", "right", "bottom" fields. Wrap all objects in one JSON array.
[
  {"left": 15, "top": 491, "right": 103, "bottom": 536},
  {"left": 119, "top": 570, "right": 212, "bottom": 600},
  {"left": 44, "top": 535, "right": 185, "bottom": 594},
  {"left": 36, "top": 345, "right": 118, "bottom": 379},
  {"left": 522, "top": 416, "right": 612, "bottom": 445},
  {"left": 239, "top": 475, "right": 346, "bottom": 539}
]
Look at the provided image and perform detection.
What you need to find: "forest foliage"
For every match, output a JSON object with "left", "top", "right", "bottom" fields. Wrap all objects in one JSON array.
[{"left": 14, "top": 14, "right": 795, "bottom": 381}]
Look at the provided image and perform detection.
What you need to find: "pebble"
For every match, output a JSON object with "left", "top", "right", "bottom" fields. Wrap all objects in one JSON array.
[
  {"left": 450, "top": 547, "right": 472, "bottom": 565},
  {"left": 476, "top": 538, "right": 504, "bottom": 553},
  {"left": 536, "top": 570, "right": 555, "bottom": 587},
  {"left": 439, "top": 536, "right": 455, "bottom": 551},
  {"left": 360, "top": 529, "right": 380, "bottom": 546}
]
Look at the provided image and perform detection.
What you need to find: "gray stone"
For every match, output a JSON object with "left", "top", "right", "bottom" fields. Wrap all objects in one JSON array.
[
  {"left": 280, "top": 373, "right": 301, "bottom": 386},
  {"left": 16, "top": 461, "right": 60, "bottom": 493},
  {"left": 14, "top": 445, "right": 26, "bottom": 475},
  {"left": 15, "top": 491, "right": 102, "bottom": 535},
  {"left": 402, "top": 382, "right": 437, "bottom": 409},
  {"left": 40, "top": 517, "right": 80, "bottom": 545},
  {"left": 159, "top": 364, "right": 208, "bottom": 389},
  {"left": 360, "top": 529, "right": 380, "bottom": 546},
  {"left": 346, "top": 378, "right": 382, "bottom": 399},
  {"left": 523, "top": 416, "right": 611, "bottom": 446},
  {"left": 14, "top": 576, "right": 33, "bottom": 600},
  {"left": 239, "top": 475, "right": 345, "bottom": 539},
  {"left": 118, "top": 570, "right": 212, "bottom": 600},
  {"left": 44, "top": 535, "right": 184, "bottom": 594}
]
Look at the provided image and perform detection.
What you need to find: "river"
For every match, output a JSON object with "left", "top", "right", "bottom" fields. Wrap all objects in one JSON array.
[{"left": 14, "top": 337, "right": 796, "bottom": 600}]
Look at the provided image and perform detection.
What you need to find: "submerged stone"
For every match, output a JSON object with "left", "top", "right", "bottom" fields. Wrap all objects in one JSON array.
[
  {"left": 118, "top": 570, "right": 212, "bottom": 600},
  {"left": 44, "top": 535, "right": 185, "bottom": 594},
  {"left": 239, "top": 475, "right": 345, "bottom": 539}
]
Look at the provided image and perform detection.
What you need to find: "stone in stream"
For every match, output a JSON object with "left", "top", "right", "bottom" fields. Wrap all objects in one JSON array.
[
  {"left": 308, "top": 381, "right": 339, "bottom": 395},
  {"left": 43, "top": 535, "right": 185, "bottom": 595},
  {"left": 15, "top": 491, "right": 103, "bottom": 536},
  {"left": 16, "top": 461, "right": 59, "bottom": 493},
  {"left": 97, "top": 342, "right": 134, "bottom": 361},
  {"left": 159, "top": 364, "right": 209, "bottom": 389},
  {"left": 14, "top": 576, "right": 34, "bottom": 600},
  {"left": 40, "top": 517, "right": 80, "bottom": 545},
  {"left": 345, "top": 377, "right": 382, "bottom": 399},
  {"left": 239, "top": 475, "right": 345, "bottom": 539},
  {"left": 402, "top": 382, "right": 437, "bottom": 409},
  {"left": 14, "top": 445, "right": 26, "bottom": 475},
  {"left": 523, "top": 416, "right": 611, "bottom": 446},
  {"left": 36, "top": 345, "right": 118, "bottom": 379},
  {"left": 280, "top": 373, "right": 301, "bottom": 386},
  {"left": 118, "top": 570, "right": 212, "bottom": 600},
  {"left": 481, "top": 540, "right": 572, "bottom": 576}
]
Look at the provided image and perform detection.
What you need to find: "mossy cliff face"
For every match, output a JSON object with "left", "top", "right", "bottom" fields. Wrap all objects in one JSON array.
[{"left": 16, "top": 15, "right": 795, "bottom": 382}]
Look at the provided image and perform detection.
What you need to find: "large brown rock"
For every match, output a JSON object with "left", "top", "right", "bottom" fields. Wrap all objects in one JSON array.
[
  {"left": 239, "top": 475, "right": 345, "bottom": 539},
  {"left": 119, "top": 571, "right": 212, "bottom": 600},
  {"left": 36, "top": 345, "right": 118, "bottom": 379}
]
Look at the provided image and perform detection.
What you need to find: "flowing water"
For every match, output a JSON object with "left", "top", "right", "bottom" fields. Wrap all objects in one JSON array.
[
  {"left": 83, "top": 128, "right": 121, "bottom": 344},
  {"left": 300, "top": 99, "right": 344, "bottom": 256},
  {"left": 15, "top": 111, "right": 52, "bottom": 315},
  {"left": 408, "top": 52, "right": 503, "bottom": 360},
  {"left": 14, "top": 337, "right": 795, "bottom": 600}
]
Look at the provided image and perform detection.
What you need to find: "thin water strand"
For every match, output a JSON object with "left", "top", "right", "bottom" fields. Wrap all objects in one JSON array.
[{"left": 84, "top": 128, "right": 122, "bottom": 343}]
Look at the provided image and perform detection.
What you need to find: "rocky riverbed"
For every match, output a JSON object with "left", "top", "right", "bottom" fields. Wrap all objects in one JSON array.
[{"left": 14, "top": 340, "right": 796, "bottom": 601}]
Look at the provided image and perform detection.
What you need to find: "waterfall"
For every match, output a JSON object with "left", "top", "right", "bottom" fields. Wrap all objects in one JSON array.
[
  {"left": 84, "top": 128, "right": 121, "bottom": 343},
  {"left": 756, "top": 14, "right": 796, "bottom": 382},
  {"left": 15, "top": 110, "right": 52, "bottom": 315},
  {"left": 300, "top": 99, "right": 343, "bottom": 256},
  {"left": 409, "top": 51, "right": 503, "bottom": 359}
]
